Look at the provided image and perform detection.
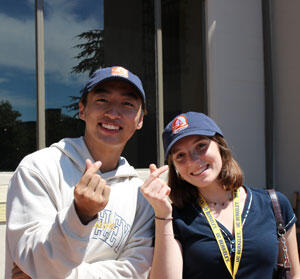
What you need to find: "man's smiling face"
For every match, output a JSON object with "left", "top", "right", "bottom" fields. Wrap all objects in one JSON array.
[{"left": 79, "top": 79, "right": 144, "bottom": 150}]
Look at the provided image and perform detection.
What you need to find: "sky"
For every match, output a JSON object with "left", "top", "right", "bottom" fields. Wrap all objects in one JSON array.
[{"left": 0, "top": 0, "right": 104, "bottom": 121}]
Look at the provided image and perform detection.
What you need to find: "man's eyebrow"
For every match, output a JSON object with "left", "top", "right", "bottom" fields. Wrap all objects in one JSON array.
[
  {"left": 93, "top": 88, "right": 138, "bottom": 99},
  {"left": 93, "top": 87, "right": 109, "bottom": 94},
  {"left": 121, "top": 91, "right": 139, "bottom": 99}
]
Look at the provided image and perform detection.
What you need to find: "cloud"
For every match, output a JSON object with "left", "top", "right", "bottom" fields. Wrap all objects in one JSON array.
[
  {"left": 0, "top": 89, "right": 35, "bottom": 108},
  {"left": 0, "top": 0, "right": 100, "bottom": 85},
  {"left": 0, "top": 78, "right": 9, "bottom": 84},
  {"left": 0, "top": 13, "right": 35, "bottom": 71}
]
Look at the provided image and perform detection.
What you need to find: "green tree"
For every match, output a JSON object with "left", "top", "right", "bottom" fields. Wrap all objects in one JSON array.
[
  {"left": 0, "top": 100, "right": 21, "bottom": 126},
  {"left": 0, "top": 101, "right": 35, "bottom": 170},
  {"left": 72, "top": 29, "right": 105, "bottom": 76},
  {"left": 66, "top": 29, "right": 105, "bottom": 114}
]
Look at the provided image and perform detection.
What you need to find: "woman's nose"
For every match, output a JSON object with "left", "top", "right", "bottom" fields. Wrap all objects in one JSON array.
[{"left": 189, "top": 149, "right": 200, "bottom": 161}]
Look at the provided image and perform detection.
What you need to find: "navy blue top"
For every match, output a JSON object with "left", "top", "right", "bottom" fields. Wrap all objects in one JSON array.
[{"left": 172, "top": 186, "right": 296, "bottom": 279}]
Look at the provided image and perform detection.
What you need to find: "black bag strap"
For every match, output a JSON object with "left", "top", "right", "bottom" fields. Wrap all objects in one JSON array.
[
  {"left": 267, "top": 189, "right": 291, "bottom": 271},
  {"left": 267, "top": 189, "right": 286, "bottom": 235}
]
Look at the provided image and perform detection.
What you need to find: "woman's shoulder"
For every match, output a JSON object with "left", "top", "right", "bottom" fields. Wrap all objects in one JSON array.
[
  {"left": 245, "top": 185, "right": 290, "bottom": 205},
  {"left": 244, "top": 185, "right": 267, "bottom": 195},
  {"left": 245, "top": 185, "right": 296, "bottom": 230}
]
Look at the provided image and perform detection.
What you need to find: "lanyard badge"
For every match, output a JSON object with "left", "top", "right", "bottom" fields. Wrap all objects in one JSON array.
[{"left": 199, "top": 189, "right": 243, "bottom": 279}]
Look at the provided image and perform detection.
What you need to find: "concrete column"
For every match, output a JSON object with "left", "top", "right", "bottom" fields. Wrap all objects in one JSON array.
[
  {"left": 205, "top": 0, "right": 266, "bottom": 186},
  {"left": 35, "top": 0, "right": 46, "bottom": 149}
]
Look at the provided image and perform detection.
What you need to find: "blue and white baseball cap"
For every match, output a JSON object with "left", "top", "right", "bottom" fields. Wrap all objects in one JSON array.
[
  {"left": 163, "top": 112, "right": 224, "bottom": 161},
  {"left": 82, "top": 66, "right": 146, "bottom": 107}
]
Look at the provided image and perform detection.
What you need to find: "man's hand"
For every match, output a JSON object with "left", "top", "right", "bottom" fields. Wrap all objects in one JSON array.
[
  {"left": 140, "top": 164, "right": 172, "bottom": 219},
  {"left": 74, "top": 159, "right": 111, "bottom": 224},
  {"left": 12, "top": 263, "right": 31, "bottom": 279}
]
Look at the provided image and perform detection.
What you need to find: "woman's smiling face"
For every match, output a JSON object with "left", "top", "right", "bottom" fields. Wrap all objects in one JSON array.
[{"left": 171, "top": 135, "right": 223, "bottom": 189}]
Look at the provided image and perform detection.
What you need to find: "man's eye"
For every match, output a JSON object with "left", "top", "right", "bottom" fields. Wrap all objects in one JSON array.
[
  {"left": 96, "top": 98, "right": 108, "bottom": 103},
  {"left": 122, "top": 102, "right": 134, "bottom": 107}
]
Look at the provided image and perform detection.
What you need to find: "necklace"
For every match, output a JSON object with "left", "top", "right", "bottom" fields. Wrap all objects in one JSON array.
[{"left": 203, "top": 190, "right": 233, "bottom": 207}]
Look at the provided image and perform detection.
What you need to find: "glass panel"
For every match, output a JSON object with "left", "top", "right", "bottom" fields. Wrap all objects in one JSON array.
[
  {"left": 44, "top": 1, "right": 100, "bottom": 146},
  {"left": 44, "top": 0, "right": 156, "bottom": 168},
  {"left": 0, "top": 1, "right": 36, "bottom": 171},
  {"left": 162, "top": 0, "right": 206, "bottom": 124},
  {"left": 103, "top": 0, "right": 156, "bottom": 167}
]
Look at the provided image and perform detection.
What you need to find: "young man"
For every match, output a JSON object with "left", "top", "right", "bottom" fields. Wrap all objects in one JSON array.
[{"left": 5, "top": 66, "right": 154, "bottom": 279}]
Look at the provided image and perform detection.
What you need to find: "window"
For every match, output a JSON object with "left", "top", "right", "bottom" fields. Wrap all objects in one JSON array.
[
  {"left": 0, "top": 1, "right": 36, "bottom": 170},
  {"left": 0, "top": 0, "right": 205, "bottom": 170}
]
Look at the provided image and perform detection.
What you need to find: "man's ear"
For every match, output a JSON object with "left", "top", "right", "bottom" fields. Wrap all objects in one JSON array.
[
  {"left": 136, "top": 112, "right": 144, "bottom": 130},
  {"left": 78, "top": 101, "right": 85, "bottom": 121}
]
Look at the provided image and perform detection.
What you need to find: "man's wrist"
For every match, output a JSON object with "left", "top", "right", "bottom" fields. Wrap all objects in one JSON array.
[{"left": 74, "top": 202, "right": 97, "bottom": 225}]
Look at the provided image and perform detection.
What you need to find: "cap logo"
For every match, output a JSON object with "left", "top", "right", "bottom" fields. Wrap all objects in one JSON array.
[
  {"left": 172, "top": 115, "right": 188, "bottom": 134},
  {"left": 111, "top": 67, "right": 129, "bottom": 78}
]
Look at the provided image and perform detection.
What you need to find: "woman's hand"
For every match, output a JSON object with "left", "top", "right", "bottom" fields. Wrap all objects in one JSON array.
[{"left": 140, "top": 164, "right": 172, "bottom": 218}]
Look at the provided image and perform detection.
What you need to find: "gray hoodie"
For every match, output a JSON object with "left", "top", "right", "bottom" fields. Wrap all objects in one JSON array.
[{"left": 5, "top": 137, "right": 154, "bottom": 279}]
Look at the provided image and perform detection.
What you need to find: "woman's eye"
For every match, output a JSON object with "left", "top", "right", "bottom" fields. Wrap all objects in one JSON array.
[
  {"left": 198, "top": 143, "right": 206, "bottom": 149},
  {"left": 175, "top": 153, "right": 185, "bottom": 161},
  {"left": 196, "top": 142, "right": 208, "bottom": 150}
]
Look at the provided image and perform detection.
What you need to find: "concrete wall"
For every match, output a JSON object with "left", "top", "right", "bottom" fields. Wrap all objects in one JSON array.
[
  {"left": 271, "top": 0, "right": 300, "bottom": 202},
  {"left": 206, "top": 0, "right": 266, "bottom": 187}
]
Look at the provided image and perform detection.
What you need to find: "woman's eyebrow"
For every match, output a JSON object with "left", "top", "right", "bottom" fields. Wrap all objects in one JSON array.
[
  {"left": 192, "top": 136, "right": 208, "bottom": 144},
  {"left": 172, "top": 137, "right": 209, "bottom": 154},
  {"left": 171, "top": 146, "right": 182, "bottom": 154}
]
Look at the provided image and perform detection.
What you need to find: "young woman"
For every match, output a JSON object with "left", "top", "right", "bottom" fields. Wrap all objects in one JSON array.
[{"left": 141, "top": 111, "right": 300, "bottom": 279}]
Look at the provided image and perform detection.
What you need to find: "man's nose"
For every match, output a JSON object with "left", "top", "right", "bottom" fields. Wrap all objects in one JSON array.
[{"left": 104, "top": 104, "right": 121, "bottom": 118}]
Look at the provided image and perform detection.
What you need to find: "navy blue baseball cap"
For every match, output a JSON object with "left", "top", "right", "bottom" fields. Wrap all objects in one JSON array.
[
  {"left": 82, "top": 66, "right": 146, "bottom": 107},
  {"left": 163, "top": 112, "right": 224, "bottom": 161}
]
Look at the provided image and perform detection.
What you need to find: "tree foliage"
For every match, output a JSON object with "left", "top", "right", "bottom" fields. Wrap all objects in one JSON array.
[
  {"left": 0, "top": 101, "right": 35, "bottom": 170},
  {"left": 0, "top": 100, "right": 21, "bottom": 127},
  {"left": 66, "top": 29, "right": 105, "bottom": 113},
  {"left": 71, "top": 29, "right": 105, "bottom": 76}
]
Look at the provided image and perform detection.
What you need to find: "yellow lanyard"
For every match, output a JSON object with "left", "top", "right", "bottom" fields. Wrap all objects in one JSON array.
[{"left": 199, "top": 189, "right": 243, "bottom": 279}]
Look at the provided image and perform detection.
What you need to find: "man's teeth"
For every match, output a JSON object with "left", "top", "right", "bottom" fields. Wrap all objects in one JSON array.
[{"left": 102, "top": 123, "right": 119, "bottom": 130}]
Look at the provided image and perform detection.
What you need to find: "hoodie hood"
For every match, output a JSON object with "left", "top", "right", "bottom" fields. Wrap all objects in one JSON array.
[{"left": 51, "top": 137, "right": 139, "bottom": 183}]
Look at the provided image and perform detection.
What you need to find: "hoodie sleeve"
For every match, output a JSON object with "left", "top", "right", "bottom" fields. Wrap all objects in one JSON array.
[
  {"left": 6, "top": 165, "right": 96, "bottom": 279},
  {"left": 72, "top": 191, "right": 155, "bottom": 279}
]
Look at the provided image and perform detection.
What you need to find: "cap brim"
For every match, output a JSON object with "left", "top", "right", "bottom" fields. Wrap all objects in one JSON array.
[
  {"left": 164, "top": 129, "right": 217, "bottom": 162},
  {"left": 89, "top": 76, "right": 146, "bottom": 106}
]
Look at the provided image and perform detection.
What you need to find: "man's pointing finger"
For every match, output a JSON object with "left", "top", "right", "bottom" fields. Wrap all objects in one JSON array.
[{"left": 80, "top": 160, "right": 102, "bottom": 185}]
